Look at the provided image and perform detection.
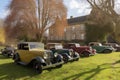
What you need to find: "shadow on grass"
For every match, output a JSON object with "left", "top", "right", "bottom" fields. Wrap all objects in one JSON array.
[
  {"left": 0, "top": 62, "right": 39, "bottom": 80},
  {"left": 63, "top": 63, "right": 120, "bottom": 80},
  {"left": 0, "top": 55, "right": 11, "bottom": 59},
  {"left": 112, "top": 60, "right": 120, "bottom": 65}
]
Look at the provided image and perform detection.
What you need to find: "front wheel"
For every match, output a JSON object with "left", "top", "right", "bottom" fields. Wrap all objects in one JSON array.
[
  {"left": 33, "top": 61, "right": 42, "bottom": 74},
  {"left": 103, "top": 49, "right": 112, "bottom": 53},
  {"left": 62, "top": 54, "right": 69, "bottom": 63}
]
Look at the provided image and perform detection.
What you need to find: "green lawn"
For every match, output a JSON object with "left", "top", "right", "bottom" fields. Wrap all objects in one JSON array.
[{"left": 0, "top": 52, "right": 120, "bottom": 80}]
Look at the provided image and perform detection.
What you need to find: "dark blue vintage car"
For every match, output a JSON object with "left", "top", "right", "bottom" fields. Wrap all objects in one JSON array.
[{"left": 46, "top": 43, "right": 80, "bottom": 63}]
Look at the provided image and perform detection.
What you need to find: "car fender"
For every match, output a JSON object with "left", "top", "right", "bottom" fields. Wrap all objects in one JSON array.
[
  {"left": 61, "top": 53, "right": 71, "bottom": 59},
  {"left": 81, "top": 50, "right": 91, "bottom": 54},
  {"left": 32, "top": 57, "right": 46, "bottom": 64},
  {"left": 13, "top": 53, "right": 19, "bottom": 60},
  {"left": 74, "top": 52, "right": 80, "bottom": 57},
  {"left": 56, "top": 54, "right": 63, "bottom": 61}
]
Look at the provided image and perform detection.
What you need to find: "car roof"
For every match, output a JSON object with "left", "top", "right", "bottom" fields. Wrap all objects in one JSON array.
[
  {"left": 89, "top": 42, "right": 101, "bottom": 44},
  {"left": 18, "top": 42, "right": 43, "bottom": 45},
  {"left": 47, "top": 43, "right": 61, "bottom": 45},
  {"left": 67, "top": 43, "right": 79, "bottom": 44}
]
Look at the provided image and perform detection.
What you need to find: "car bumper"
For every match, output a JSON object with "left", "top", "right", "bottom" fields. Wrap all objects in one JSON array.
[{"left": 68, "top": 56, "right": 79, "bottom": 62}]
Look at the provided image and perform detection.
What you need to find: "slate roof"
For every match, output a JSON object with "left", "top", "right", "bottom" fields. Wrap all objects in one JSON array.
[{"left": 67, "top": 15, "right": 88, "bottom": 25}]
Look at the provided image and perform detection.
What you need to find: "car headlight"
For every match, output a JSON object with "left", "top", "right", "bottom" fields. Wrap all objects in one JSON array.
[
  {"left": 54, "top": 52, "right": 58, "bottom": 57},
  {"left": 69, "top": 49, "right": 73, "bottom": 55},
  {"left": 44, "top": 52, "right": 48, "bottom": 59},
  {"left": 89, "top": 47, "right": 92, "bottom": 51}
]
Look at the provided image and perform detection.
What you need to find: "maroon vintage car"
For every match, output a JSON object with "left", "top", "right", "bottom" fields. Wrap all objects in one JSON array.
[{"left": 63, "top": 43, "right": 96, "bottom": 57}]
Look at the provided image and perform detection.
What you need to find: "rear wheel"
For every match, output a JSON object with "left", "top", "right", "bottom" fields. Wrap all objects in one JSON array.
[
  {"left": 33, "top": 61, "right": 42, "bottom": 74},
  {"left": 75, "top": 58, "right": 79, "bottom": 61},
  {"left": 103, "top": 49, "right": 112, "bottom": 53},
  {"left": 13, "top": 53, "right": 20, "bottom": 64},
  {"left": 82, "top": 51, "right": 90, "bottom": 57},
  {"left": 56, "top": 64, "right": 62, "bottom": 68}
]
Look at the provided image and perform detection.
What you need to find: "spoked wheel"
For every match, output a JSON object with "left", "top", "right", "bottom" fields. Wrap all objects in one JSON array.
[{"left": 33, "top": 61, "right": 42, "bottom": 74}]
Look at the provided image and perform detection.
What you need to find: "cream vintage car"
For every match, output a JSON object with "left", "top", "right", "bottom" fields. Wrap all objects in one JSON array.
[{"left": 13, "top": 42, "right": 63, "bottom": 74}]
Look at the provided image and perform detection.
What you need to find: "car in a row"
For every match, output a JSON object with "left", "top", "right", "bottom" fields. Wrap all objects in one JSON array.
[{"left": 1, "top": 42, "right": 119, "bottom": 74}]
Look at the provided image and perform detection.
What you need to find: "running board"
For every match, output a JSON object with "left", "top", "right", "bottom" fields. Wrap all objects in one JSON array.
[{"left": 42, "top": 61, "right": 64, "bottom": 70}]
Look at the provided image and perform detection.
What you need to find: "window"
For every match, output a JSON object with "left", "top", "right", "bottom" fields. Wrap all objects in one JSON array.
[
  {"left": 80, "top": 24, "right": 85, "bottom": 30},
  {"left": 18, "top": 44, "right": 29, "bottom": 50},
  {"left": 81, "top": 34, "right": 85, "bottom": 40}
]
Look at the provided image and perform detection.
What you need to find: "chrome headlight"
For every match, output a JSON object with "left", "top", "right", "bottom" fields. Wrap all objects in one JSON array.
[
  {"left": 69, "top": 49, "right": 73, "bottom": 55},
  {"left": 44, "top": 52, "right": 48, "bottom": 59},
  {"left": 89, "top": 47, "right": 92, "bottom": 51},
  {"left": 54, "top": 52, "right": 58, "bottom": 57}
]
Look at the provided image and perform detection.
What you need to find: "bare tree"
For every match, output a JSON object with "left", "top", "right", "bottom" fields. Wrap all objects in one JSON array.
[
  {"left": 87, "top": 0, "right": 120, "bottom": 42},
  {"left": 5, "top": 0, "right": 67, "bottom": 42},
  {"left": 37, "top": 0, "right": 67, "bottom": 42},
  {"left": 5, "top": 0, "right": 37, "bottom": 42}
]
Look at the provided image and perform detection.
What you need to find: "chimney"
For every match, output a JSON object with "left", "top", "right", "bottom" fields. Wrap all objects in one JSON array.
[{"left": 70, "top": 16, "right": 73, "bottom": 19}]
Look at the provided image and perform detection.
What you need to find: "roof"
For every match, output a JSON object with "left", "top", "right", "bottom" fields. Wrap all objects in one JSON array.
[
  {"left": 67, "top": 15, "right": 88, "bottom": 25},
  {"left": 47, "top": 43, "right": 61, "bottom": 45},
  {"left": 18, "top": 42, "right": 43, "bottom": 45}
]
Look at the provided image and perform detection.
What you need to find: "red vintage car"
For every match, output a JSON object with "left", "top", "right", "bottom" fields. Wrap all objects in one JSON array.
[{"left": 63, "top": 43, "right": 96, "bottom": 57}]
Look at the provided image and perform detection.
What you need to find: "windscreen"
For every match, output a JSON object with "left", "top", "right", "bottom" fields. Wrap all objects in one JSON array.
[{"left": 29, "top": 43, "right": 44, "bottom": 50}]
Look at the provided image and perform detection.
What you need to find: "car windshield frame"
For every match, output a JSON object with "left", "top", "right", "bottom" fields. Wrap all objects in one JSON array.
[
  {"left": 75, "top": 44, "right": 80, "bottom": 47},
  {"left": 29, "top": 43, "right": 44, "bottom": 50},
  {"left": 55, "top": 44, "right": 63, "bottom": 49}
]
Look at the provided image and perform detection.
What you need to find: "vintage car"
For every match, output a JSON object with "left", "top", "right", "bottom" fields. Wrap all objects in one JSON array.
[
  {"left": 46, "top": 43, "right": 80, "bottom": 63},
  {"left": 13, "top": 42, "right": 64, "bottom": 74},
  {"left": 1, "top": 46, "right": 15, "bottom": 57},
  {"left": 104, "top": 43, "right": 120, "bottom": 52},
  {"left": 89, "top": 42, "right": 114, "bottom": 53},
  {"left": 63, "top": 43, "right": 96, "bottom": 57}
]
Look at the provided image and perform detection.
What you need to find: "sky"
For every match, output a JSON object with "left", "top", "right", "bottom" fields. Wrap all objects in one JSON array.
[
  {"left": 0, "top": 0, "right": 11, "bottom": 19},
  {"left": 0, "top": 0, "right": 120, "bottom": 19},
  {"left": 64, "top": 0, "right": 91, "bottom": 18},
  {"left": 0, "top": 0, "right": 92, "bottom": 19}
]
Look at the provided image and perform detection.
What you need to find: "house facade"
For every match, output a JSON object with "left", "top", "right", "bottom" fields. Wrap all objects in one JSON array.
[{"left": 48, "top": 16, "right": 87, "bottom": 41}]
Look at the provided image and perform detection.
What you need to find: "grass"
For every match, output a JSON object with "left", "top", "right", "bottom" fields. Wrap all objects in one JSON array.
[{"left": 0, "top": 52, "right": 120, "bottom": 80}]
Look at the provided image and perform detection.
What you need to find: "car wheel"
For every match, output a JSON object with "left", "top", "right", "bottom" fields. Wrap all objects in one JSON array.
[
  {"left": 62, "top": 54, "right": 69, "bottom": 63},
  {"left": 82, "top": 51, "right": 90, "bottom": 57},
  {"left": 13, "top": 53, "right": 20, "bottom": 64},
  {"left": 56, "top": 64, "right": 62, "bottom": 68},
  {"left": 33, "top": 61, "right": 42, "bottom": 74},
  {"left": 75, "top": 58, "right": 79, "bottom": 61},
  {"left": 103, "top": 49, "right": 112, "bottom": 53},
  {"left": 56, "top": 55, "right": 63, "bottom": 68}
]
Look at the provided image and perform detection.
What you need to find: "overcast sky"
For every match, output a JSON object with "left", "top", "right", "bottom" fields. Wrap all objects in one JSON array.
[{"left": 64, "top": 0, "right": 91, "bottom": 18}]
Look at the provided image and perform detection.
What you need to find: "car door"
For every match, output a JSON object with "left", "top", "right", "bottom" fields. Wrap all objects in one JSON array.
[{"left": 17, "top": 43, "right": 30, "bottom": 63}]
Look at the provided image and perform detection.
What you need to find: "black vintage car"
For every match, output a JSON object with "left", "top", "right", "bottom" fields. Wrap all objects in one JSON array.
[
  {"left": 1, "top": 46, "right": 15, "bottom": 57},
  {"left": 46, "top": 43, "right": 80, "bottom": 63}
]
